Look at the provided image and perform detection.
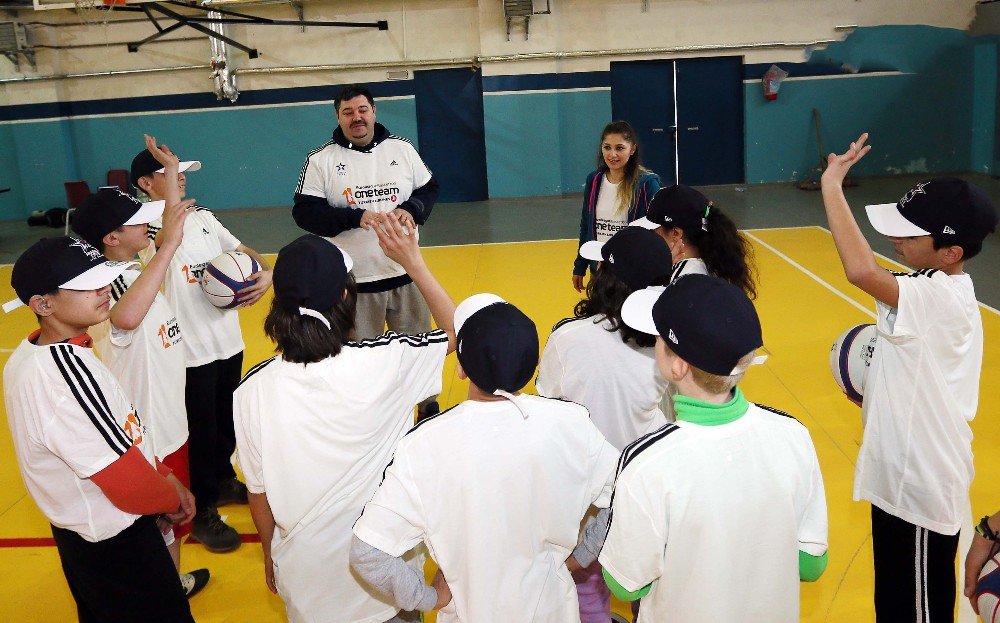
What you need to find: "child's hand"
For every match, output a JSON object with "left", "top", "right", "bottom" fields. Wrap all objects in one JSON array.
[
  {"left": 374, "top": 212, "right": 423, "bottom": 269},
  {"left": 822, "top": 133, "right": 871, "bottom": 188},
  {"left": 237, "top": 269, "right": 273, "bottom": 307},
  {"left": 431, "top": 569, "right": 452, "bottom": 609},
  {"left": 159, "top": 199, "right": 195, "bottom": 250},
  {"left": 144, "top": 134, "right": 180, "bottom": 172}
]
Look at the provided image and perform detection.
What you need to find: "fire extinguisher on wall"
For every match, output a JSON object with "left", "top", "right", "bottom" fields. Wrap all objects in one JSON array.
[{"left": 762, "top": 64, "right": 789, "bottom": 101}]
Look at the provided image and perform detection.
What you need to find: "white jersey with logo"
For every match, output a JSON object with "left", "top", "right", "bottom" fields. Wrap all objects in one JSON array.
[
  {"left": 3, "top": 337, "right": 159, "bottom": 542},
  {"left": 144, "top": 208, "right": 244, "bottom": 367},
  {"left": 90, "top": 268, "right": 188, "bottom": 458},
  {"left": 855, "top": 269, "right": 982, "bottom": 534},
  {"left": 234, "top": 330, "right": 449, "bottom": 623},
  {"left": 600, "top": 404, "right": 828, "bottom": 623},
  {"left": 594, "top": 175, "right": 627, "bottom": 243},
  {"left": 295, "top": 135, "right": 432, "bottom": 283},
  {"left": 354, "top": 394, "right": 619, "bottom": 623},
  {"left": 536, "top": 315, "right": 667, "bottom": 451}
]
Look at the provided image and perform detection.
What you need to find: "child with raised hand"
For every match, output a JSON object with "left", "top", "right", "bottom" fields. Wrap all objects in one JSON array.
[
  {"left": 233, "top": 212, "right": 455, "bottom": 623},
  {"left": 822, "top": 134, "right": 998, "bottom": 622},
  {"left": 132, "top": 140, "right": 273, "bottom": 552},
  {"left": 590, "top": 274, "right": 828, "bottom": 623},
  {"left": 73, "top": 135, "right": 209, "bottom": 598},
  {"left": 351, "top": 213, "right": 620, "bottom": 623},
  {"left": 3, "top": 236, "right": 196, "bottom": 622}
]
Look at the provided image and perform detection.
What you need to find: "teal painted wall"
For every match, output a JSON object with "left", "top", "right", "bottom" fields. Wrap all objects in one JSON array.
[
  {"left": 0, "top": 98, "right": 417, "bottom": 221},
  {"left": 484, "top": 89, "right": 611, "bottom": 199},
  {"left": 2, "top": 25, "right": 997, "bottom": 220},
  {"left": 746, "top": 25, "right": 984, "bottom": 184}
]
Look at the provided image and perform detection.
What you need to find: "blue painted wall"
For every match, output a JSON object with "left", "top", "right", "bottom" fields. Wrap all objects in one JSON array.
[{"left": 1, "top": 25, "right": 996, "bottom": 220}]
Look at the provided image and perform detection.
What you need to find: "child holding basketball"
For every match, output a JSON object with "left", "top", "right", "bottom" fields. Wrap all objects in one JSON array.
[
  {"left": 631, "top": 183, "right": 757, "bottom": 297},
  {"left": 233, "top": 218, "right": 455, "bottom": 623},
  {"left": 133, "top": 143, "right": 272, "bottom": 552},
  {"left": 573, "top": 121, "right": 662, "bottom": 292},
  {"left": 822, "top": 134, "right": 998, "bottom": 622},
  {"left": 589, "top": 274, "right": 828, "bottom": 623},
  {"left": 3, "top": 236, "right": 197, "bottom": 622}
]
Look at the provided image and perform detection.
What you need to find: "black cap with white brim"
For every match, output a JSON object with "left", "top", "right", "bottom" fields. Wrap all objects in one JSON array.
[
  {"left": 4, "top": 237, "right": 138, "bottom": 313},
  {"left": 579, "top": 226, "right": 673, "bottom": 291},
  {"left": 621, "top": 274, "right": 766, "bottom": 376},
  {"left": 454, "top": 293, "right": 539, "bottom": 410},
  {"left": 865, "top": 178, "right": 998, "bottom": 245},
  {"left": 272, "top": 235, "right": 354, "bottom": 330}
]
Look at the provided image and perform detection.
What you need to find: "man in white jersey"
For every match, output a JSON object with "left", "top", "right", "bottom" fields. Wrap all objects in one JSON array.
[
  {"left": 351, "top": 289, "right": 620, "bottom": 622},
  {"left": 822, "top": 134, "right": 998, "bottom": 622},
  {"left": 588, "top": 274, "right": 828, "bottom": 623},
  {"left": 132, "top": 145, "right": 273, "bottom": 552},
  {"left": 293, "top": 84, "right": 441, "bottom": 417},
  {"left": 74, "top": 145, "right": 210, "bottom": 599},
  {"left": 234, "top": 216, "right": 456, "bottom": 623},
  {"left": 3, "top": 237, "right": 196, "bottom": 622}
]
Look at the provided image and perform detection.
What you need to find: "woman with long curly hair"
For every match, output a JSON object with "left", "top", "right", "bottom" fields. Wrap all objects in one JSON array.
[
  {"left": 573, "top": 120, "right": 662, "bottom": 292},
  {"left": 633, "top": 184, "right": 758, "bottom": 298}
]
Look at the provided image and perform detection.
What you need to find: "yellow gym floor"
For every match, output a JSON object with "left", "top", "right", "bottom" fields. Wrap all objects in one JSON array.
[{"left": 0, "top": 226, "right": 997, "bottom": 622}]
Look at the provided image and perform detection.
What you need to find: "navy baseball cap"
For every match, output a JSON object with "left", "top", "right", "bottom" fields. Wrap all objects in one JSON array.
[
  {"left": 454, "top": 294, "right": 539, "bottom": 394},
  {"left": 579, "top": 226, "right": 673, "bottom": 291},
  {"left": 130, "top": 149, "right": 201, "bottom": 186},
  {"left": 631, "top": 184, "right": 712, "bottom": 234},
  {"left": 273, "top": 235, "right": 353, "bottom": 329},
  {"left": 621, "top": 274, "right": 764, "bottom": 376},
  {"left": 866, "top": 178, "right": 998, "bottom": 246},
  {"left": 72, "top": 188, "right": 165, "bottom": 248},
  {"left": 4, "top": 237, "right": 137, "bottom": 313}
]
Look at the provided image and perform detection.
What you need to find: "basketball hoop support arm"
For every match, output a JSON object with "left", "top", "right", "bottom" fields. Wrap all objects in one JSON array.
[{"left": 121, "top": 0, "right": 388, "bottom": 57}]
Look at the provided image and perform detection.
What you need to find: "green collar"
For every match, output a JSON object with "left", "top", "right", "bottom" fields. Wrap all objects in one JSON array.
[{"left": 674, "top": 387, "right": 750, "bottom": 426}]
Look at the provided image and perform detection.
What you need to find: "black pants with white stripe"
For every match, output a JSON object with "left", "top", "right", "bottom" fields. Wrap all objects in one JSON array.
[
  {"left": 52, "top": 516, "right": 194, "bottom": 623},
  {"left": 872, "top": 506, "right": 959, "bottom": 623},
  {"left": 185, "top": 350, "right": 243, "bottom": 510}
]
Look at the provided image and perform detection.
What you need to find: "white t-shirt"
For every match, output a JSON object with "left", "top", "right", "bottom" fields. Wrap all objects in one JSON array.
[
  {"left": 594, "top": 175, "right": 627, "bottom": 243},
  {"left": 234, "top": 330, "right": 448, "bottom": 623},
  {"left": 145, "top": 208, "right": 244, "bottom": 367},
  {"left": 354, "top": 394, "right": 619, "bottom": 623},
  {"left": 3, "top": 337, "right": 159, "bottom": 542},
  {"left": 295, "top": 135, "right": 433, "bottom": 283},
  {"left": 600, "top": 404, "right": 828, "bottom": 623},
  {"left": 670, "top": 257, "right": 709, "bottom": 282},
  {"left": 854, "top": 269, "right": 982, "bottom": 534},
  {"left": 536, "top": 315, "right": 668, "bottom": 451},
  {"left": 90, "top": 269, "right": 188, "bottom": 458}
]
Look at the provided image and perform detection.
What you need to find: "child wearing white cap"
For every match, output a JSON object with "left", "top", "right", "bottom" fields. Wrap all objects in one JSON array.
[
  {"left": 3, "top": 237, "right": 196, "bottom": 622},
  {"left": 351, "top": 220, "right": 620, "bottom": 622},
  {"left": 233, "top": 214, "right": 456, "bottom": 623},
  {"left": 822, "top": 134, "right": 998, "bottom": 622}
]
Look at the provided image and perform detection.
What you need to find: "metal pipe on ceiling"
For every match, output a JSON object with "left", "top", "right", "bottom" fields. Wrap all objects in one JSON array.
[{"left": 0, "top": 37, "right": 838, "bottom": 84}]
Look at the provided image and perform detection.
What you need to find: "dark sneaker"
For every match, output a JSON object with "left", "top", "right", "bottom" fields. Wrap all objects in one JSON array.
[
  {"left": 217, "top": 477, "right": 249, "bottom": 506},
  {"left": 191, "top": 508, "right": 241, "bottom": 553},
  {"left": 180, "top": 568, "right": 210, "bottom": 598},
  {"left": 416, "top": 400, "right": 440, "bottom": 423}
]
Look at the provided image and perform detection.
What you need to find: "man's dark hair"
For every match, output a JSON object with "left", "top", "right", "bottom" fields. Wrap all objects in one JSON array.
[
  {"left": 931, "top": 235, "right": 986, "bottom": 262},
  {"left": 335, "top": 85, "right": 375, "bottom": 113},
  {"left": 573, "top": 263, "right": 669, "bottom": 348},
  {"left": 263, "top": 275, "right": 358, "bottom": 363}
]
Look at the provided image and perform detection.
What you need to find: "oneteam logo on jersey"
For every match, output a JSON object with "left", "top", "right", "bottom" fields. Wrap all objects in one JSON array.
[
  {"left": 157, "top": 316, "right": 182, "bottom": 349},
  {"left": 181, "top": 262, "right": 208, "bottom": 285},
  {"left": 342, "top": 184, "right": 400, "bottom": 207},
  {"left": 123, "top": 410, "right": 144, "bottom": 446}
]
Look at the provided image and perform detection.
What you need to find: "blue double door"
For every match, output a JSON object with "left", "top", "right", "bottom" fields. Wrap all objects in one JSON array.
[{"left": 611, "top": 56, "right": 744, "bottom": 186}]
